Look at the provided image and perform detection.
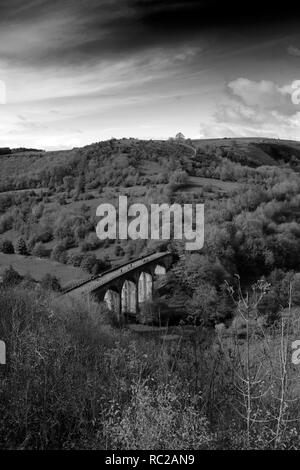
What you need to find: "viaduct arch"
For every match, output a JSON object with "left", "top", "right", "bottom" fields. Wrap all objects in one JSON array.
[{"left": 64, "top": 251, "right": 174, "bottom": 320}]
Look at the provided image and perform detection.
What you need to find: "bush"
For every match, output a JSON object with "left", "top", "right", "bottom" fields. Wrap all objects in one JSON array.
[
  {"left": 86, "top": 233, "right": 102, "bottom": 250},
  {"left": 67, "top": 252, "right": 84, "bottom": 267},
  {"left": 187, "top": 282, "right": 219, "bottom": 326},
  {"left": 0, "top": 239, "right": 14, "bottom": 254},
  {"left": 91, "top": 258, "right": 111, "bottom": 276},
  {"left": 14, "top": 237, "right": 28, "bottom": 255},
  {"left": 32, "top": 242, "right": 48, "bottom": 258},
  {"left": 114, "top": 244, "right": 125, "bottom": 257},
  {"left": 170, "top": 170, "right": 189, "bottom": 186},
  {"left": 103, "top": 382, "right": 212, "bottom": 450},
  {"left": 58, "top": 195, "right": 67, "bottom": 205},
  {"left": 40, "top": 274, "right": 61, "bottom": 292},
  {"left": 80, "top": 254, "right": 97, "bottom": 273},
  {"left": 51, "top": 243, "right": 67, "bottom": 262},
  {"left": 0, "top": 288, "right": 114, "bottom": 449},
  {"left": 2, "top": 265, "right": 22, "bottom": 286},
  {"left": 0, "top": 213, "right": 14, "bottom": 234},
  {"left": 80, "top": 241, "right": 91, "bottom": 252}
]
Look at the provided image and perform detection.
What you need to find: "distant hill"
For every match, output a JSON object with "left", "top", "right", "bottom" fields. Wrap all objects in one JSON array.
[
  {"left": 11, "top": 147, "right": 45, "bottom": 154},
  {"left": 0, "top": 147, "right": 11, "bottom": 156},
  {"left": 0, "top": 137, "right": 299, "bottom": 194},
  {"left": 0, "top": 147, "right": 44, "bottom": 156},
  {"left": 192, "top": 137, "right": 300, "bottom": 168}
]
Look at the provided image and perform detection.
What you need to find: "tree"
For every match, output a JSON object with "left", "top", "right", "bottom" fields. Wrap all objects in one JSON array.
[
  {"left": 187, "top": 282, "right": 219, "bottom": 326},
  {"left": 175, "top": 132, "right": 185, "bottom": 141},
  {"left": 114, "top": 244, "right": 125, "bottom": 257},
  {"left": 32, "top": 242, "right": 47, "bottom": 258},
  {"left": 91, "top": 258, "right": 111, "bottom": 276},
  {"left": 14, "top": 237, "right": 28, "bottom": 255},
  {"left": 80, "top": 254, "right": 97, "bottom": 273},
  {"left": 51, "top": 243, "right": 67, "bottom": 262},
  {"left": 0, "top": 239, "right": 14, "bottom": 254},
  {"left": 74, "top": 172, "right": 85, "bottom": 200},
  {"left": 2, "top": 265, "right": 22, "bottom": 286},
  {"left": 170, "top": 170, "right": 189, "bottom": 186},
  {"left": 68, "top": 252, "right": 84, "bottom": 267},
  {"left": 40, "top": 274, "right": 61, "bottom": 292},
  {"left": 63, "top": 176, "right": 74, "bottom": 197}
]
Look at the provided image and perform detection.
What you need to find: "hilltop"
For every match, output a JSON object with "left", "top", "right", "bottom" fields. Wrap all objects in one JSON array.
[{"left": 0, "top": 137, "right": 300, "bottom": 195}]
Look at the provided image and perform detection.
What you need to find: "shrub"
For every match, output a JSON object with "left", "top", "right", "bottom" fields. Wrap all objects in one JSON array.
[
  {"left": 187, "top": 282, "right": 219, "bottom": 326},
  {"left": 0, "top": 239, "right": 14, "bottom": 254},
  {"left": 170, "top": 170, "right": 189, "bottom": 186},
  {"left": 51, "top": 243, "right": 67, "bottom": 262},
  {"left": 40, "top": 274, "right": 61, "bottom": 292},
  {"left": 67, "top": 252, "right": 84, "bottom": 267},
  {"left": 91, "top": 258, "right": 111, "bottom": 276},
  {"left": 103, "top": 382, "right": 212, "bottom": 450},
  {"left": 114, "top": 244, "right": 125, "bottom": 257},
  {"left": 36, "top": 229, "right": 53, "bottom": 243},
  {"left": 80, "top": 254, "right": 97, "bottom": 273},
  {"left": 0, "top": 213, "right": 14, "bottom": 234},
  {"left": 59, "top": 195, "right": 67, "bottom": 205},
  {"left": 86, "top": 233, "right": 102, "bottom": 250},
  {"left": 0, "top": 288, "right": 114, "bottom": 449},
  {"left": 14, "top": 237, "right": 28, "bottom": 255},
  {"left": 32, "top": 242, "right": 48, "bottom": 258},
  {"left": 21, "top": 272, "right": 36, "bottom": 289},
  {"left": 80, "top": 241, "right": 90, "bottom": 252},
  {"left": 2, "top": 265, "right": 22, "bottom": 286}
]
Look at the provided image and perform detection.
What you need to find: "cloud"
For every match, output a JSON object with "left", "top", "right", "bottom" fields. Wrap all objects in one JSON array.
[
  {"left": 200, "top": 78, "right": 300, "bottom": 140},
  {"left": 287, "top": 45, "right": 300, "bottom": 57},
  {"left": 0, "top": 1, "right": 299, "bottom": 67},
  {"left": 1, "top": 1, "right": 300, "bottom": 148},
  {"left": 133, "top": 0, "right": 300, "bottom": 30},
  {"left": 227, "top": 78, "right": 296, "bottom": 115}
]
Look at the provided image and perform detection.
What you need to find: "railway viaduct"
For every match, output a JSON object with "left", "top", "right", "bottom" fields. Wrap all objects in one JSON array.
[{"left": 64, "top": 251, "right": 174, "bottom": 320}]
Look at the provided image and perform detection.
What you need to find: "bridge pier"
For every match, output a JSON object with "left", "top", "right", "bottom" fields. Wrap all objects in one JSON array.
[
  {"left": 121, "top": 280, "right": 137, "bottom": 316},
  {"left": 104, "top": 289, "right": 120, "bottom": 314},
  {"left": 138, "top": 271, "right": 153, "bottom": 305}
]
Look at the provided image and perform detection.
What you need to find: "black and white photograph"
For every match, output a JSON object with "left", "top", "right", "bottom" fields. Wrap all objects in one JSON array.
[{"left": 1, "top": 0, "right": 300, "bottom": 454}]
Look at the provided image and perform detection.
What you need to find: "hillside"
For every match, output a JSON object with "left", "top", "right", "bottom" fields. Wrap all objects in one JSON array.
[
  {"left": 0, "top": 137, "right": 300, "bottom": 194},
  {"left": 1, "top": 135, "right": 300, "bottom": 450},
  {"left": 192, "top": 137, "right": 300, "bottom": 168},
  {"left": 0, "top": 136, "right": 299, "bottom": 294}
]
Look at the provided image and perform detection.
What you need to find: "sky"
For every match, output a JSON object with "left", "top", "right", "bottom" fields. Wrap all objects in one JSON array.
[{"left": 0, "top": 0, "right": 300, "bottom": 149}]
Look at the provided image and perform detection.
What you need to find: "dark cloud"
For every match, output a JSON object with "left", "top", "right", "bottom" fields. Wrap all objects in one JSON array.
[
  {"left": 1, "top": 0, "right": 299, "bottom": 66},
  {"left": 132, "top": 0, "right": 300, "bottom": 29}
]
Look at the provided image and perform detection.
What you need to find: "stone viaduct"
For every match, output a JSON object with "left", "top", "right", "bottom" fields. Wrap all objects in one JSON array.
[{"left": 64, "top": 251, "right": 174, "bottom": 320}]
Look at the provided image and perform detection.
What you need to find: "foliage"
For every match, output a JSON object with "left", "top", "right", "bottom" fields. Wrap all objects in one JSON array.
[
  {"left": 0, "top": 239, "right": 14, "bottom": 254},
  {"left": 14, "top": 237, "right": 28, "bottom": 256},
  {"left": 1, "top": 265, "right": 22, "bottom": 286},
  {"left": 40, "top": 274, "right": 61, "bottom": 292},
  {"left": 31, "top": 242, "right": 48, "bottom": 258}
]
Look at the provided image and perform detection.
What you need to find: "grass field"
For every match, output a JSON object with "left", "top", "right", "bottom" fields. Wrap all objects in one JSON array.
[{"left": 0, "top": 253, "right": 89, "bottom": 286}]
